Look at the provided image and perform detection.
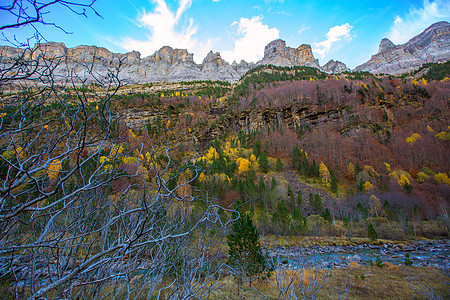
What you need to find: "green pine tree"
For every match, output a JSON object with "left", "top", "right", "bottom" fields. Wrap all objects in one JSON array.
[
  {"left": 259, "top": 151, "right": 269, "bottom": 173},
  {"left": 271, "top": 178, "right": 277, "bottom": 190},
  {"left": 253, "top": 139, "right": 261, "bottom": 158},
  {"left": 322, "top": 208, "right": 332, "bottom": 222},
  {"left": 312, "top": 194, "right": 323, "bottom": 213},
  {"left": 227, "top": 200, "right": 268, "bottom": 286},
  {"left": 368, "top": 222, "right": 378, "bottom": 240},
  {"left": 297, "top": 190, "right": 303, "bottom": 207},
  {"left": 330, "top": 168, "right": 338, "bottom": 194},
  {"left": 275, "top": 157, "right": 283, "bottom": 171}
]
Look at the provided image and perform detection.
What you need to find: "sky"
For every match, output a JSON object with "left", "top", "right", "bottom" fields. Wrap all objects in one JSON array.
[{"left": 1, "top": 0, "right": 449, "bottom": 69}]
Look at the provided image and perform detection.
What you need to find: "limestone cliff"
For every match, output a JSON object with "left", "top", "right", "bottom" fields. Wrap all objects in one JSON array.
[
  {"left": 354, "top": 21, "right": 450, "bottom": 74},
  {"left": 200, "top": 51, "right": 241, "bottom": 82},
  {"left": 322, "top": 59, "right": 350, "bottom": 74},
  {"left": 257, "top": 39, "right": 320, "bottom": 68},
  {"left": 0, "top": 39, "right": 320, "bottom": 84},
  {"left": 3, "top": 21, "right": 447, "bottom": 83}
]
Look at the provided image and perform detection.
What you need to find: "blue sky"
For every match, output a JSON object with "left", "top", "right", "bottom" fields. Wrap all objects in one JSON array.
[{"left": 1, "top": 0, "right": 449, "bottom": 68}]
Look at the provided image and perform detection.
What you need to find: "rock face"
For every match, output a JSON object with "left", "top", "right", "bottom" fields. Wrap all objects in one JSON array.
[
  {"left": 232, "top": 60, "right": 257, "bottom": 77},
  {"left": 258, "top": 39, "right": 320, "bottom": 68},
  {"left": 0, "top": 39, "right": 319, "bottom": 83},
  {"left": 199, "top": 51, "right": 241, "bottom": 82},
  {"left": 354, "top": 21, "right": 450, "bottom": 74},
  {"left": 3, "top": 21, "right": 446, "bottom": 83},
  {"left": 322, "top": 59, "right": 350, "bottom": 74}
]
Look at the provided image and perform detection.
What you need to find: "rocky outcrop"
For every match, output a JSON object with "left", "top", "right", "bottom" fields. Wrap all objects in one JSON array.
[
  {"left": 322, "top": 59, "right": 350, "bottom": 74},
  {"left": 199, "top": 51, "right": 241, "bottom": 82},
  {"left": 257, "top": 39, "right": 320, "bottom": 68},
  {"left": 0, "top": 43, "right": 240, "bottom": 83},
  {"left": 232, "top": 60, "right": 257, "bottom": 77},
  {"left": 354, "top": 21, "right": 450, "bottom": 74},
  {"left": 138, "top": 46, "right": 202, "bottom": 82},
  {"left": 4, "top": 21, "right": 446, "bottom": 83},
  {"left": 0, "top": 39, "right": 322, "bottom": 84}
]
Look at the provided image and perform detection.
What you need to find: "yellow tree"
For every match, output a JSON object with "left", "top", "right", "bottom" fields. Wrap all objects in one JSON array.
[
  {"left": 369, "top": 195, "right": 383, "bottom": 217},
  {"left": 347, "top": 162, "right": 355, "bottom": 179},
  {"left": 47, "top": 159, "right": 62, "bottom": 179},
  {"left": 237, "top": 158, "right": 251, "bottom": 175},
  {"left": 319, "top": 162, "right": 330, "bottom": 185}
]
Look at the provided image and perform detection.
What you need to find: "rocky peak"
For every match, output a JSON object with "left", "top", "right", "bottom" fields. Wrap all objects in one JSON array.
[
  {"left": 322, "top": 59, "right": 350, "bottom": 74},
  {"left": 355, "top": 21, "right": 450, "bottom": 74},
  {"left": 232, "top": 60, "right": 256, "bottom": 77},
  {"left": 407, "top": 21, "right": 450, "bottom": 47},
  {"left": 202, "top": 51, "right": 225, "bottom": 66},
  {"left": 378, "top": 38, "right": 395, "bottom": 53},
  {"left": 258, "top": 39, "right": 320, "bottom": 68},
  {"left": 264, "top": 39, "right": 289, "bottom": 58},
  {"left": 149, "top": 46, "right": 195, "bottom": 64},
  {"left": 32, "top": 42, "right": 67, "bottom": 59}
]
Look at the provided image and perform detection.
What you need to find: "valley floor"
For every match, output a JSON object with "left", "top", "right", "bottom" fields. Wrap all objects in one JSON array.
[{"left": 209, "top": 263, "right": 448, "bottom": 299}]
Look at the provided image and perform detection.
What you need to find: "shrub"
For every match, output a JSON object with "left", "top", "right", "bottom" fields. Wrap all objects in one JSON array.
[
  {"left": 404, "top": 253, "right": 413, "bottom": 266},
  {"left": 275, "top": 157, "right": 283, "bottom": 171},
  {"left": 368, "top": 222, "right": 378, "bottom": 240},
  {"left": 375, "top": 257, "right": 383, "bottom": 268}
]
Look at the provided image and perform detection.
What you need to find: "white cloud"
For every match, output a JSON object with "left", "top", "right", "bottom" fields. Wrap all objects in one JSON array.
[
  {"left": 388, "top": 0, "right": 450, "bottom": 44},
  {"left": 120, "top": 0, "right": 211, "bottom": 63},
  {"left": 298, "top": 25, "right": 310, "bottom": 35},
  {"left": 222, "top": 16, "right": 279, "bottom": 63},
  {"left": 312, "top": 23, "right": 353, "bottom": 59}
]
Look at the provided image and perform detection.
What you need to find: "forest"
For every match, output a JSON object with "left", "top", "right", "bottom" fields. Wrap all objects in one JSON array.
[{"left": 0, "top": 1, "right": 449, "bottom": 299}]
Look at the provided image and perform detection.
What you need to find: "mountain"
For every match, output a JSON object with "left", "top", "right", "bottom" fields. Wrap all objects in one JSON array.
[
  {"left": 258, "top": 39, "right": 320, "bottom": 68},
  {"left": 1, "top": 21, "right": 448, "bottom": 83},
  {"left": 0, "top": 39, "right": 320, "bottom": 84},
  {"left": 321, "top": 59, "right": 350, "bottom": 74},
  {"left": 354, "top": 21, "right": 450, "bottom": 74},
  {"left": 0, "top": 43, "right": 246, "bottom": 84}
]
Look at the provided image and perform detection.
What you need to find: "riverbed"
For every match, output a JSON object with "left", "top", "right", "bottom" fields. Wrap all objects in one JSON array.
[{"left": 266, "top": 239, "right": 449, "bottom": 269}]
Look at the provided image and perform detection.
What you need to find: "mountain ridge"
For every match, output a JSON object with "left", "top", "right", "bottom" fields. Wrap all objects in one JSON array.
[
  {"left": 354, "top": 21, "right": 450, "bottom": 74},
  {"left": 1, "top": 21, "right": 448, "bottom": 83}
]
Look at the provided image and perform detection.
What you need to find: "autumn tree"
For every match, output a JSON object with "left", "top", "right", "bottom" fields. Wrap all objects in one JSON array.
[
  {"left": 319, "top": 162, "right": 331, "bottom": 186},
  {"left": 0, "top": 3, "right": 228, "bottom": 299}
]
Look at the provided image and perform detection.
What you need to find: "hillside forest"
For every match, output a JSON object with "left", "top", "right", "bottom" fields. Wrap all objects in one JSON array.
[{"left": 0, "top": 3, "right": 449, "bottom": 297}]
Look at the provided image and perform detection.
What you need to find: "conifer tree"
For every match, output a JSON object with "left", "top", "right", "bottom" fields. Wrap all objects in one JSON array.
[
  {"left": 271, "top": 178, "right": 277, "bottom": 190},
  {"left": 297, "top": 190, "right": 303, "bottom": 207},
  {"left": 322, "top": 208, "right": 332, "bottom": 222},
  {"left": 275, "top": 157, "right": 283, "bottom": 171},
  {"left": 227, "top": 200, "right": 268, "bottom": 286},
  {"left": 330, "top": 168, "right": 338, "bottom": 194},
  {"left": 259, "top": 150, "right": 269, "bottom": 173},
  {"left": 253, "top": 139, "right": 261, "bottom": 158},
  {"left": 368, "top": 222, "right": 378, "bottom": 240}
]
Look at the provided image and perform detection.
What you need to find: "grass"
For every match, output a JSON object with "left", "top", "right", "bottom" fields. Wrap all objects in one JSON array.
[
  {"left": 260, "top": 235, "right": 408, "bottom": 249},
  {"left": 207, "top": 264, "right": 448, "bottom": 299}
]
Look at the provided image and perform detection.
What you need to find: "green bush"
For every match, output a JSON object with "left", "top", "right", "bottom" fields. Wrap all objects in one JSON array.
[
  {"left": 368, "top": 222, "right": 378, "bottom": 240},
  {"left": 375, "top": 257, "right": 383, "bottom": 268},
  {"left": 404, "top": 253, "right": 413, "bottom": 266}
]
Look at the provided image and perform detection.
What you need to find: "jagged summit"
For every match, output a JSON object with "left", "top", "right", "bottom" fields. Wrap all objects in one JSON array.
[
  {"left": 258, "top": 39, "right": 320, "bottom": 68},
  {"left": 322, "top": 59, "right": 350, "bottom": 74},
  {"left": 378, "top": 38, "right": 395, "bottom": 54},
  {"left": 355, "top": 21, "right": 450, "bottom": 74},
  {"left": 1, "top": 21, "right": 448, "bottom": 82}
]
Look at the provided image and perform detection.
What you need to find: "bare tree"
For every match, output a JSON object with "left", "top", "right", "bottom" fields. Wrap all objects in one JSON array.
[
  {"left": 1, "top": 0, "right": 100, "bottom": 47},
  {"left": 407, "top": 265, "right": 450, "bottom": 300},
  {"left": 263, "top": 256, "right": 332, "bottom": 300},
  {"left": 0, "top": 2, "right": 230, "bottom": 299}
]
